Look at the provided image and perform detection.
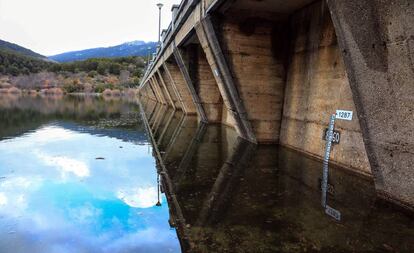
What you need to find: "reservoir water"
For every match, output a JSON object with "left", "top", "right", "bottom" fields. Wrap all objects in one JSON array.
[
  {"left": 0, "top": 95, "right": 180, "bottom": 253},
  {"left": 0, "top": 94, "right": 413, "bottom": 252}
]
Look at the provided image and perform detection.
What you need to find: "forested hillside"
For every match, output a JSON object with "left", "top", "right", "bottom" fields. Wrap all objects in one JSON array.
[
  {"left": 0, "top": 49, "right": 54, "bottom": 76},
  {"left": 0, "top": 39, "right": 47, "bottom": 59}
]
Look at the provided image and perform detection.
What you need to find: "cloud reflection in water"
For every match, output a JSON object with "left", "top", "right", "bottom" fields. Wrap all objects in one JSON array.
[{"left": 0, "top": 125, "right": 180, "bottom": 253}]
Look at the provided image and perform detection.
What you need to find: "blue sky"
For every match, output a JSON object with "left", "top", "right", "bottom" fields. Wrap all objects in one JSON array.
[{"left": 0, "top": 0, "right": 180, "bottom": 55}]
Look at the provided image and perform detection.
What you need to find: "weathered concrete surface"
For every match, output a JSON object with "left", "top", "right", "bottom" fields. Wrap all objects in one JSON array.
[
  {"left": 145, "top": 83, "right": 155, "bottom": 101},
  {"left": 327, "top": 0, "right": 414, "bottom": 208},
  {"left": 218, "top": 15, "right": 287, "bottom": 143},
  {"left": 147, "top": 80, "right": 160, "bottom": 103},
  {"left": 163, "top": 63, "right": 188, "bottom": 113},
  {"left": 150, "top": 77, "right": 167, "bottom": 105},
  {"left": 195, "top": 16, "right": 257, "bottom": 143},
  {"left": 164, "top": 60, "right": 198, "bottom": 115},
  {"left": 280, "top": 1, "right": 371, "bottom": 175},
  {"left": 143, "top": 83, "right": 157, "bottom": 102},
  {"left": 159, "top": 67, "right": 182, "bottom": 110},
  {"left": 225, "top": 0, "right": 315, "bottom": 14},
  {"left": 149, "top": 78, "right": 161, "bottom": 104},
  {"left": 156, "top": 70, "right": 176, "bottom": 110},
  {"left": 186, "top": 43, "right": 224, "bottom": 123},
  {"left": 174, "top": 47, "right": 208, "bottom": 122},
  {"left": 153, "top": 75, "right": 170, "bottom": 106}
]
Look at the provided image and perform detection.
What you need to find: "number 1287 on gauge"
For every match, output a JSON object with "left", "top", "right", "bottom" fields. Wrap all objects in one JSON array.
[{"left": 336, "top": 110, "right": 353, "bottom": 121}]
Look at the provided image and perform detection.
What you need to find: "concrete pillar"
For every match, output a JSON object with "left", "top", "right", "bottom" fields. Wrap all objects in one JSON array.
[
  {"left": 161, "top": 65, "right": 184, "bottom": 111},
  {"left": 164, "top": 60, "right": 198, "bottom": 115},
  {"left": 186, "top": 43, "right": 224, "bottom": 123},
  {"left": 156, "top": 70, "right": 176, "bottom": 110},
  {"left": 328, "top": 0, "right": 414, "bottom": 209},
  {"left": 215, "top": 15, "right": 288, "bottom": 143},
  {"left": 158, "top": 69, "right": 181, "bottom": 110},
  {"left": 149, "top": 78, "right": 164, "bottom": 104},
  {"left": 173, "top": 47, "right": 208, "bottom": 123},
  {"left": 195, "top": 16, "right": 256, "bottom": 142},
  {"left": 148, "top": 81, "right": 157, "bottom": 101},
  {"left": 152, "top": 76, "right": 168, "bottom": 105},
  {"left": 163, "top": 63, "right": 188, "bottom": 113},
  {"left": 146, "top": 81, "right": 158, "bottom": 101}
]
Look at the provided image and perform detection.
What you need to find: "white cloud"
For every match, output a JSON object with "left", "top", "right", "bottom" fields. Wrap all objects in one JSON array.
[
  {"left": 116, "top": 186, "right": 160, "bottom": 208},
  {"left": 0, "top": 192, "right": 7, "bottom": 206},
  {"left": 31, "top": 126, "right": 78, "bottom": 143},
  {"left": 0, "top": 177, "right": 42, "bottom": 216},
  {"left": 37, "top": 153, "right": 90, "bottom": 178},
  {"left": 2, "top": 126, "right": 78, "bottom": 150}
]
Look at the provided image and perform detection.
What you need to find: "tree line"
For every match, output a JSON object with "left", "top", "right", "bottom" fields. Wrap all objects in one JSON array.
[
  {"left": 0, "top": 49, "right": 54, "bottom": 76},
  {"left": 0, "top": 49, "right": 146, "bottom": 79}
]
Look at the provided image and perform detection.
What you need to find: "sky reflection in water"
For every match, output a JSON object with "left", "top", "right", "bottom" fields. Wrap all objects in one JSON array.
[{"left": 0, "top": 123, "right": 181, "bottom": 253}]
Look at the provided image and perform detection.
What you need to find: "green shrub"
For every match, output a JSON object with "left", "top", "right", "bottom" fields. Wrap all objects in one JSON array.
[
  {"left": 97, "top": 62, "right": 108, "bottom": 75},
  {"left": 63, "top": 80, "right": 83, "bottom": 93},
  {"left": 7, "top": 65, "right": 19, "bottom": 76},
  {"left": 88, "top": 70, "right": 98, "bottom": 77},
  {"left": 108, "top": 63, "right": 121, "bottom": 75},
  {"left": 94, "top": 83, "right": 114, "bottom": 93}
]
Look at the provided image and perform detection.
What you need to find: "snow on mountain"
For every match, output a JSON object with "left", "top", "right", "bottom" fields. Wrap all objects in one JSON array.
[{"left": 49, "top": 41, "right": 157, "bottom": 62}]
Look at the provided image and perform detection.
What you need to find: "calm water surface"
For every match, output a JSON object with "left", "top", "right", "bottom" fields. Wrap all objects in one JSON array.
[
  {"left": 0, "top": 94, "right": 413, "bottom": 253},
  {"left": 0, "top": 95, "right": 181, "bottom": 253}
]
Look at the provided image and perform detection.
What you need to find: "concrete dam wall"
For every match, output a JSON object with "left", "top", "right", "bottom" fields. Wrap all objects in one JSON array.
[{"left": 138, "top": 0, "right": 414, "bottom": 210}]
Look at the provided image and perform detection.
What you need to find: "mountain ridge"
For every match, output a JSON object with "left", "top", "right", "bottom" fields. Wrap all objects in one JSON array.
[
  {"left": 0, "top": 39, "right": 48, "bottom": 60},
  {"left": 49, "top": 41, "right": 157, "bottom": 63}
]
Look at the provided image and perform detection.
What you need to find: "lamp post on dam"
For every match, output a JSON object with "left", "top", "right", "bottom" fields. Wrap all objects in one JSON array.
[{"left": 156, "top": 3, "right": 164, "bottom": 52}]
